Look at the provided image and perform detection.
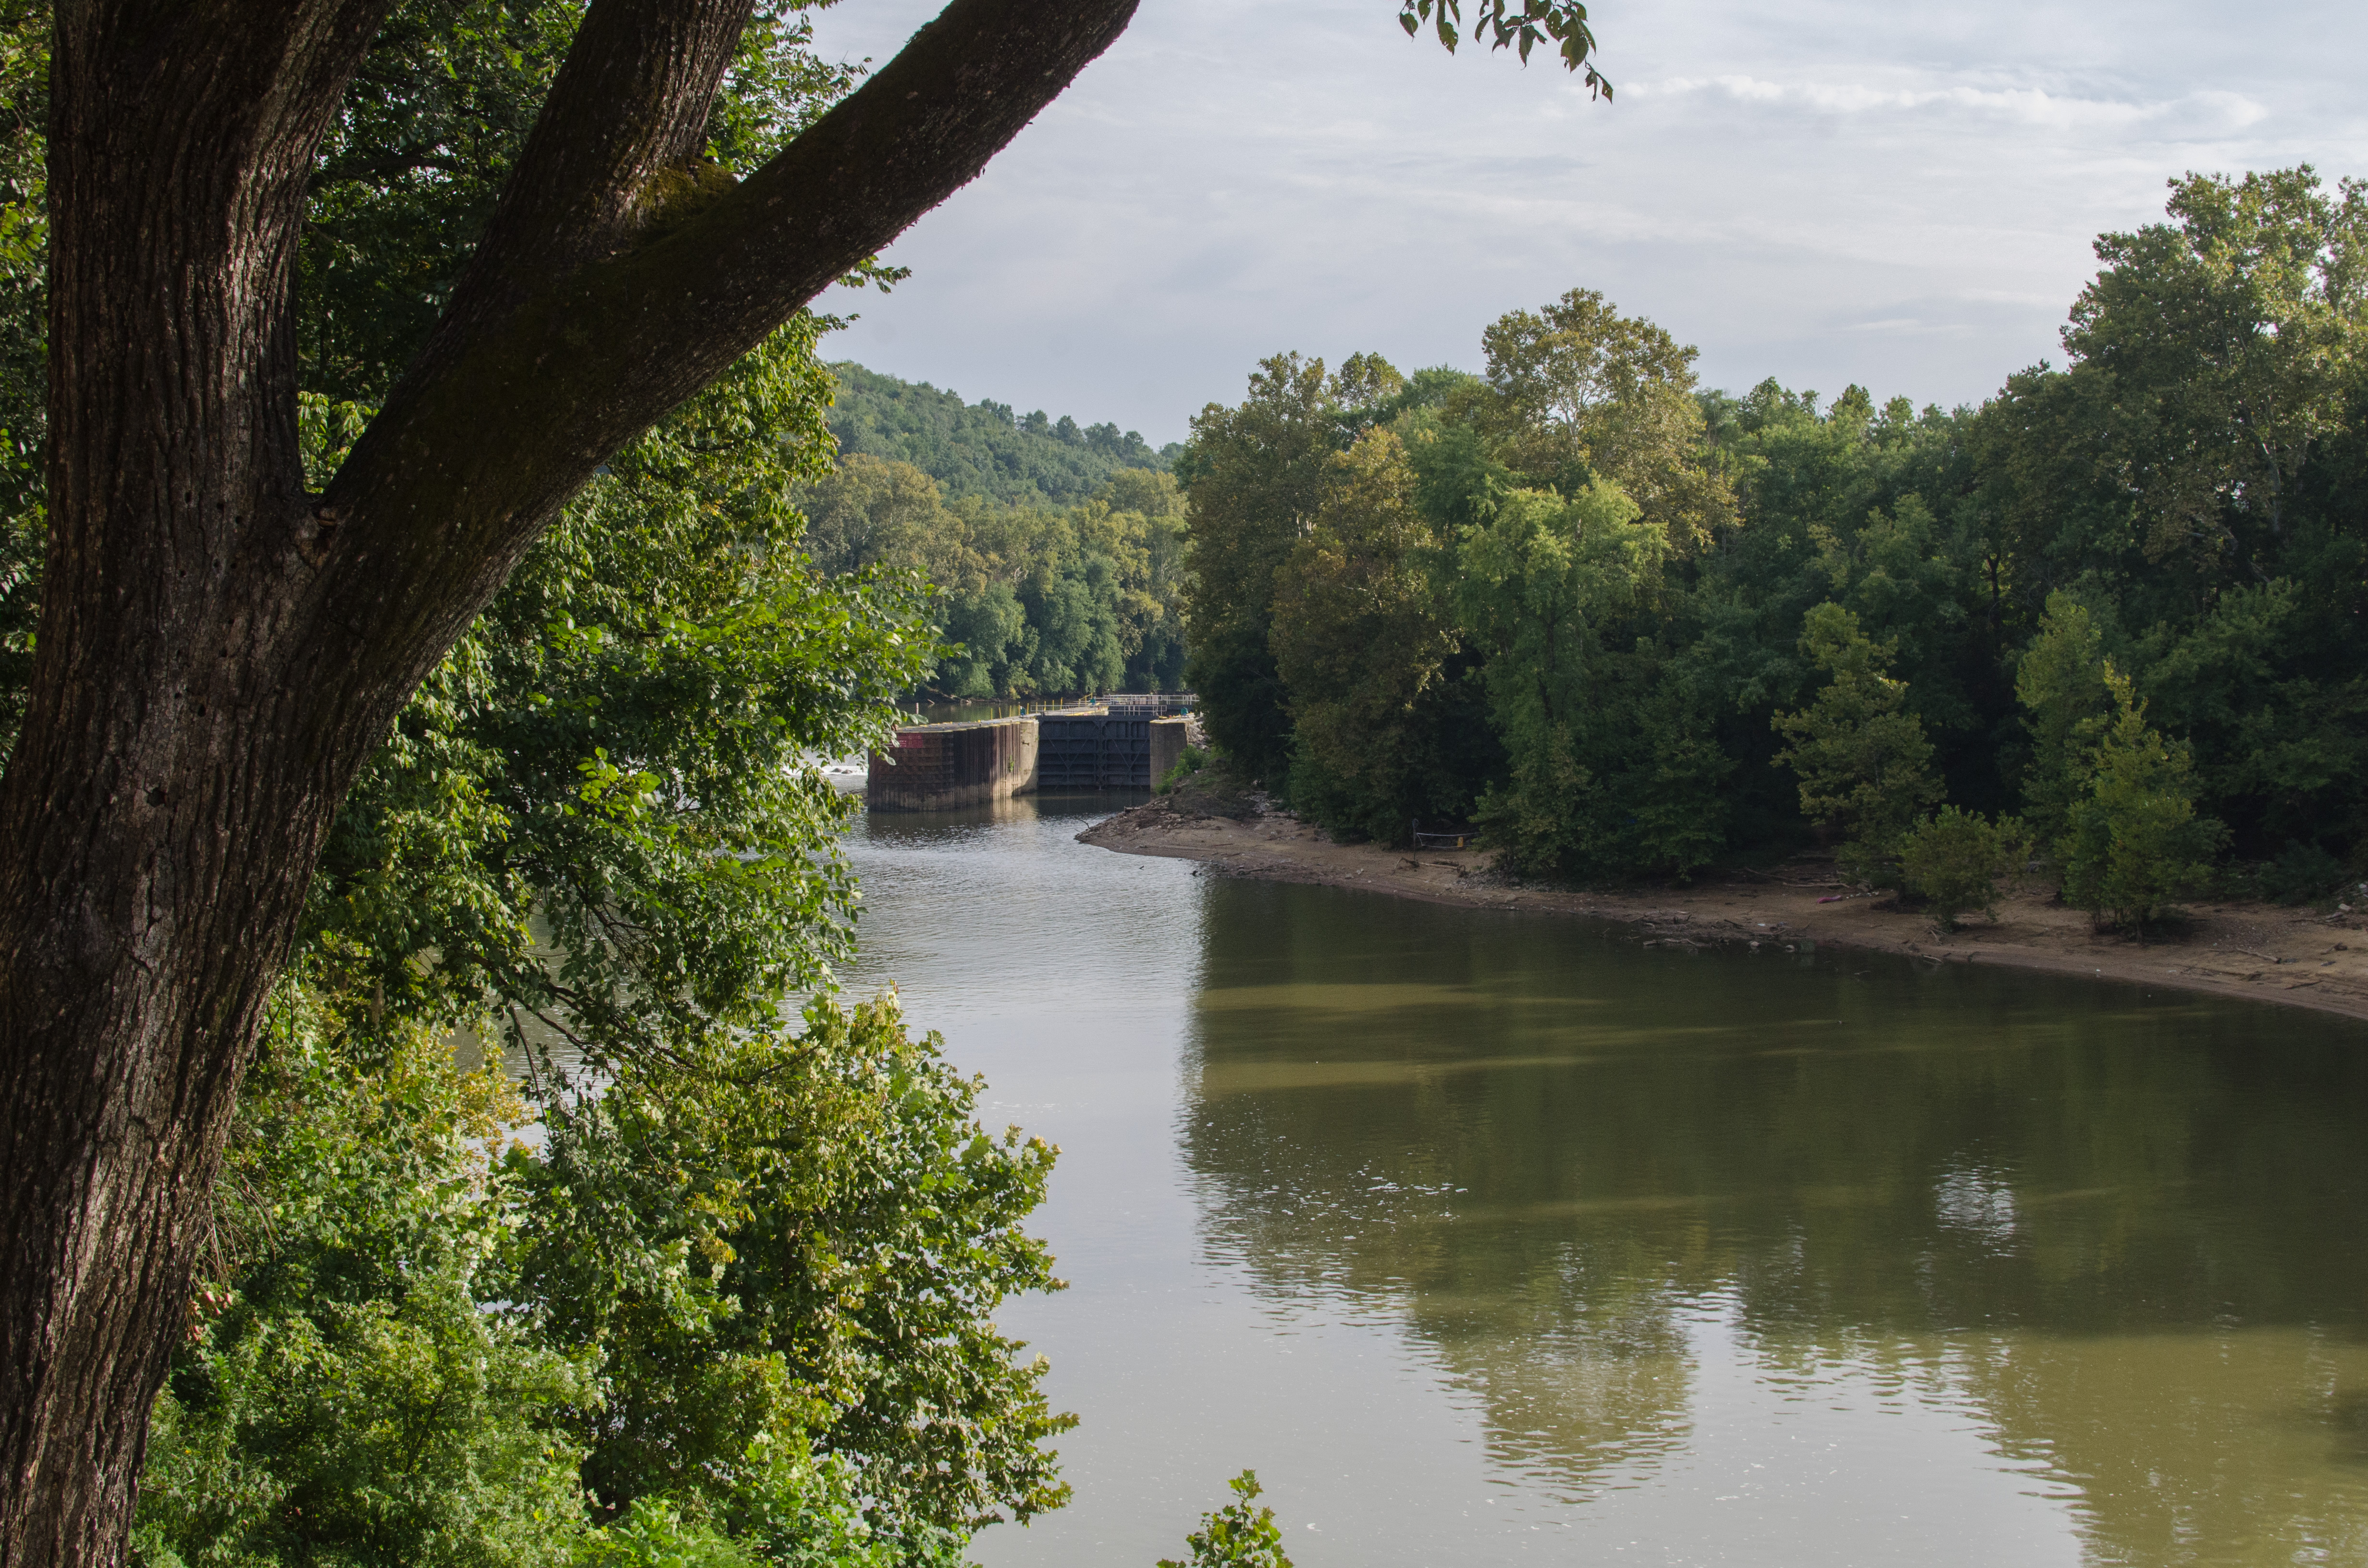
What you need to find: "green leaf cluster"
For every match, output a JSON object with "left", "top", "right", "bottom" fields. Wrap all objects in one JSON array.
[
  {"left": 1899, "top": 808, "right": 2026, "bottom": 930},
  {"left": 133, "top": 987, "right": 1059, "bottom": 1568},
  {"left": 518, "top": 995, "right": 1071, "bottom": 1539},
  {"left": 1397, "top": 0, "right": 1612, "bottom": 96},
  {"left": 133, "top": 995, "right": 596, "bottom": 1568},
  {"left": 1156, "top": 1472, "right": 1294, "bottom": 1568}
]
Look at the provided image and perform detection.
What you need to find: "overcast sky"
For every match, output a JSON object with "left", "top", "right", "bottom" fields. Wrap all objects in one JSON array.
[{"left": 806, "top": 0, "right": 2368, "bottom": 446}]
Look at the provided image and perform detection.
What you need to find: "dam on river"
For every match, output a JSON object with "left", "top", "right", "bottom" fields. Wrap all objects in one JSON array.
[{"left": 864, "top": 697, "right": 1194, "bottom": 811}]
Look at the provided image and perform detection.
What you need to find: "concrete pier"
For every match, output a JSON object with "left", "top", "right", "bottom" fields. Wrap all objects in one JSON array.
[
  {"left": 1149, "top": 715, "right": 1188, "bottom": 787},
  {"left": 864, "top": 716, "right": 1039, "bottom": 812},
  {"left": 865, "top": 698, "right": 1196, "bottom": 811}
]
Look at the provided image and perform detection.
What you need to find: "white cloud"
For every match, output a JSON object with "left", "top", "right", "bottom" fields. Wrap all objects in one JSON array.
[
  {"left": 1629, "top": 75, "right": 2269, "bottom": 132},
  {"left": 806, "top": 0, "right": 2368, "bottom": 442}
]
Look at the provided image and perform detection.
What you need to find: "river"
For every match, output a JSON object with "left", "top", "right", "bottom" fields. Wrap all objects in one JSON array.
[{"left": 836, "top": 792, "right": 2368, "bottom": 1568}]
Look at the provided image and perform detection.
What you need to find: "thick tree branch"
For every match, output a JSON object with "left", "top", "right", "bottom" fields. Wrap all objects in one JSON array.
[
  {"left": 316, "top": 0, "right": 1138, "bottom": 735},
  {"left": 454, "top": 0, "right": 757, "bottom": 294}
]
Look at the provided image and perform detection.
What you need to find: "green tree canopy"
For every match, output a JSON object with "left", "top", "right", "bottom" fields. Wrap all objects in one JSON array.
[
  {"left": 1269, "top": 428, "right": 1459, "bottom": 843},
  {"left": 1771, "top": 602, "right": 1943, "bottom": 882}
]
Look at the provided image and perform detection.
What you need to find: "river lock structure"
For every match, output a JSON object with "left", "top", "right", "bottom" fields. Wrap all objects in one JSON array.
[{"left": 864, "top": 697, "right": 1193, "bottom": 812}]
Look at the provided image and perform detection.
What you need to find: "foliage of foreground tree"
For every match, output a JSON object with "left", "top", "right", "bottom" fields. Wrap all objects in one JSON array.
[
  {"left": 132, "top": 990, "right": 1057, "bottom": 1567},
  {"left": 0, "top": 0, "right": 1610, "bottom": 1557}
]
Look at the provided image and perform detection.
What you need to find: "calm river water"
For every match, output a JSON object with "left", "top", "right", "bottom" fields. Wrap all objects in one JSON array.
[{"left": 836, "top": 792, "right": 2368, "bottom": 1568}]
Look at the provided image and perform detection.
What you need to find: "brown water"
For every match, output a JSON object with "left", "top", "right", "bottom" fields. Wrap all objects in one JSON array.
[{"left": 840, "top": 794, "right": 2368, "bottom": 1568}]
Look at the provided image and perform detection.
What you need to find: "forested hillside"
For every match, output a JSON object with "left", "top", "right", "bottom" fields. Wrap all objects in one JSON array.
[
  {"left": 825, "top": 361, "right": 1178, "bottom": 507},
  {"left": 798, "top": 456, "right": 1188, "bottom": 698},
  {"left": 800, "top": 370, "right": 1191, "bottom": 698},
  {"left": 1185, "top": 167, "right": 2368, "bottom": 927}
]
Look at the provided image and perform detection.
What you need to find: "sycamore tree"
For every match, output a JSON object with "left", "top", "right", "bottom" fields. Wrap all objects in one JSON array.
[
  {"left": 2065, "top": 167, "right": 2366, "bottom": 565},
  {"left": 0, "top": 0, "right": 1614, "bottom": 1560},
  {"left": 1268, "top": 426, "right": 1458, "bottom": 843},
  {"left": 1476, "top": 286, "right": 1736, "bottom": 550}
]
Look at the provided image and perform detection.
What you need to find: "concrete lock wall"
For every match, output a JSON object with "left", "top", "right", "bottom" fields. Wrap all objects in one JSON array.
[
  {"left": 1148, "top": 716, "right": 1187, "bottom": 787},
  {"left": 864, "top": 717, "right": 1039, "bottom": 812}
]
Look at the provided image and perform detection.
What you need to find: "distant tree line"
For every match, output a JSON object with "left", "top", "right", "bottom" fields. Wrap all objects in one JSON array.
[
  {"left": 1184, "top": 167, "right": 2368, "bottom": 927},
  {"left": 825, "top": 361, "right": 1179, "bottom": 508},
  {"left": 798, "top": 456, "right": 1189, "bottom": 698}
]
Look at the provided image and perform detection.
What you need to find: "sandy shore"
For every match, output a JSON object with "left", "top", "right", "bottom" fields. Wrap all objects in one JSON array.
[{"left": 1079, "top": 795, "right": 2368, "bottom": 1025}]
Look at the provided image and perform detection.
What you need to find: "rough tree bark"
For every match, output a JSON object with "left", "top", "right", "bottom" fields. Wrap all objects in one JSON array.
[{"left": 0, "top": 0, "right": 1138, "bottom": 1561}]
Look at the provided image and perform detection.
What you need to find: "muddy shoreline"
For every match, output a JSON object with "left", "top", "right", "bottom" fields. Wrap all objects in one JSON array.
[{"left": 1079, "top": 795, "right": 2368, "bottom": 1025}]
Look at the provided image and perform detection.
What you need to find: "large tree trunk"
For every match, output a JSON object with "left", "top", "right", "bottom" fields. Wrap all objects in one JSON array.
[{"left": 0, "top": 1, "right": 1136, "bottom": 1562}]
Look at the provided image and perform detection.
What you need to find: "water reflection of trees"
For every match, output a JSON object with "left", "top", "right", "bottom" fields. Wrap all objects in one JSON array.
[{"left": 1179, "top": 879, "right": 2368, "bottom": 1537}]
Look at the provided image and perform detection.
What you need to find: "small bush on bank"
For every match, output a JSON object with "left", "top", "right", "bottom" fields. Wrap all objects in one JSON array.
[
  {"left": 1900, "top": 808, "right": 2025, "bottom": 930},
  {"left": 1161, "top": 752, "right": 1261, "bottom": 821},
  {"left": 1158, "top": 743, "right": 1208, "bottom": 793}
]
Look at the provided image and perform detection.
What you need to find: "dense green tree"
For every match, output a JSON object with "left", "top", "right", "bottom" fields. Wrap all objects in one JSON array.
[
  {"left": 1268, "top": 429, "right": 1459, "bottom": 842},
  {"left": 2058, "top": 668, "right": 2222, "bottom": 929},
  {"left": 1478, "top": 287, "right": 1737, "bottom": 549},
  {"left": 2063, "top": 167, "right": 2366, "bottom": 568},
  {"left": 1453, "top": 481, "right": 1727, "bottom": 876},
  {"left": 1181, "top": 354, "right": 1353, "bottom": 782},
  {"left": 1091, "top": 467, "right": 1193, "bottom": 691},
  {"left": 2013, "top": 594, "right": 2116, "bottom": 849},
  {"left": 1769, "top": 602, "right": 1943, "bottom": 882}
]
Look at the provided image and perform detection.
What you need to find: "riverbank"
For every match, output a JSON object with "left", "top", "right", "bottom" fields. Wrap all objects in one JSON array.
[{"left": 1079, "top": 793, "right": 2368, "bottom": 1024}]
